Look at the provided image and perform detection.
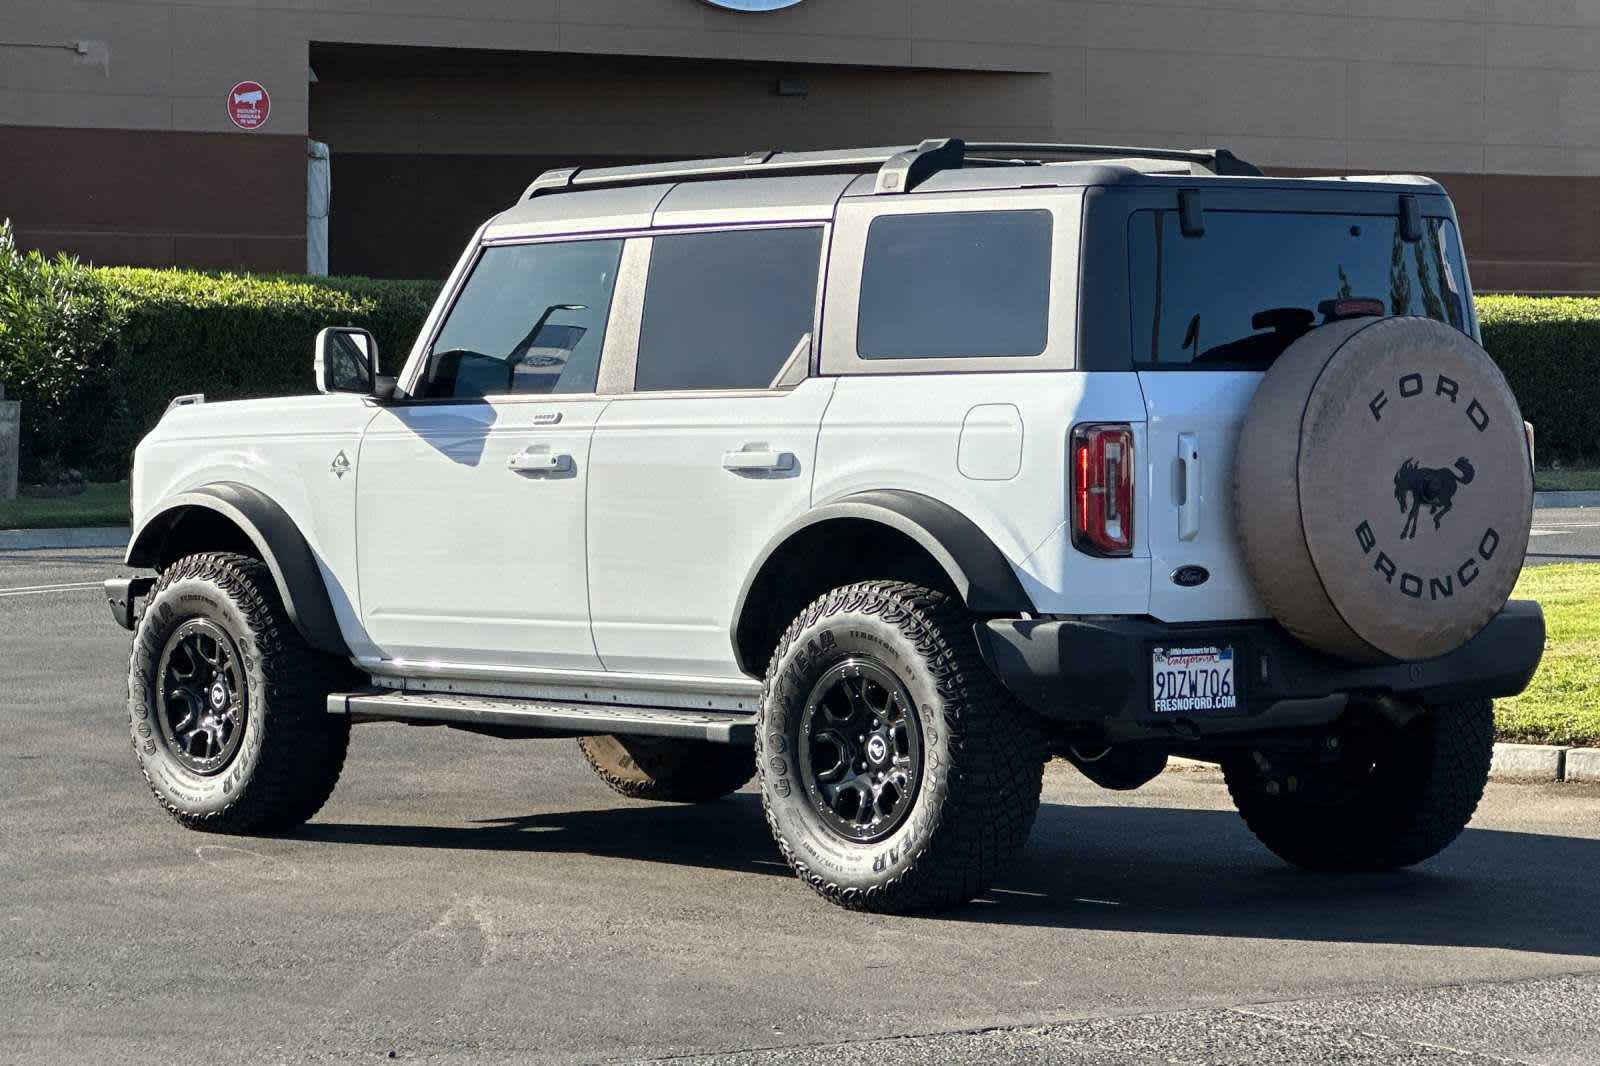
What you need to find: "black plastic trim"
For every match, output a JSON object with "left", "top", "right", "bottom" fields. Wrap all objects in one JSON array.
[
  {"left": 975, "top": 600, "right": 1544, "bottom": 741},
  {"left": 104, "top": 576, "right": 157, "bottom": 631},
  {"left": 124, "top": 483, "right": 352, "bottom": 657},
  {"left": 729, "top": 489, "right": 1034, "bottom": 674}
]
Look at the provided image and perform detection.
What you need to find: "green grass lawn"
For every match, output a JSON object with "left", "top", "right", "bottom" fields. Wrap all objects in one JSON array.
[
  {"left": 1534, "top": 466, "right": 1600, "bottom": 492},
  {"left": 0, "top": 481, "right": 130, "bottom": 529},
  {"left": 1498, "top": 563, "right": 1600, "bottom": 747}
]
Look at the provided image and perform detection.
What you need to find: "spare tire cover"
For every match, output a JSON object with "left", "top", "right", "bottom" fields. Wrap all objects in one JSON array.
[{"left": 1235, "top": 316, "right": 1532, "bottom": 665}]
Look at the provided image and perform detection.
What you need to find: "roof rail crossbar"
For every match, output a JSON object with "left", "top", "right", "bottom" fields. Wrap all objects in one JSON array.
[
  {"left": 517, "top": 138, "right": 1260, "bottom": 201},
  {"left": 521, "top": 144, "right": 935, "bottom": 200},
  {"left": 874, "top": 138, "right": 967, "bottom": 194},
  {"left": 963, "top": 142, "right": 1261, "bottom": 177}
]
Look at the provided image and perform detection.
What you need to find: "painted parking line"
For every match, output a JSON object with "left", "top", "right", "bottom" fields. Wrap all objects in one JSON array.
[
  {"left": 0, "top": 581, "right": 105, "bottom": 598},
  {"left": 0, "top": 579, "right": 107, "bottom": 593}
]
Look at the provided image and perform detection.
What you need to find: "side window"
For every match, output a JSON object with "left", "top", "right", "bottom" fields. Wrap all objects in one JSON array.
[
  {"left": 420, "top": 238, "right": 623, "bottom": 400},
  {"left": 634, "top": 227, "right": 822, "bottom": 392},
  {"left": 857, "top": 210, "right": 1052, "bottom": 360}
]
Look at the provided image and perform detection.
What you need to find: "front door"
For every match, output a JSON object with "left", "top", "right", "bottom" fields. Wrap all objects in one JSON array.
[{"left": 355, "top": 235, "right": 626, "bottom": 671}]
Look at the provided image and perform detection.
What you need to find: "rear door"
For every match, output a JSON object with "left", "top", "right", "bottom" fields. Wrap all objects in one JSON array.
[
  {"left": 586, "top": 225, "right": 831, "bottom": 678},
  {"left": 1129, "top": 205, "right": 1473, "bottom": 622}
]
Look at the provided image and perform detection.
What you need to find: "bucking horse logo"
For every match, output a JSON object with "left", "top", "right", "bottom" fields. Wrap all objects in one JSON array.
[{"left": 1394, "top": 457, "right": 1475, "bottom": 540}]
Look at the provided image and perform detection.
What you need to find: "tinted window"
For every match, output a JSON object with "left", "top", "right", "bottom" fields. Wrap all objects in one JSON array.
[
  {"left": 1128, "top": 211, "right": 1469, "bottom": 368},
  {"left": 857, "top": 210, "right": 1052, "bottom": 360},
  {"left": 634, "top": 228, "right": 822, "bottom": 392},
  {"left": 421, "top": 239, "right": 623, "bottom": 400}
]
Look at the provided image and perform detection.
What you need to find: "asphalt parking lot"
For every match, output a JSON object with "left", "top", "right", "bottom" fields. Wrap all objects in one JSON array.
[
  {"left": 1526, "top": 507, "right": 1600, "bottom": 565},
  {"left": 4, "top": 541, "right": 1600, "bottom": 1065}
]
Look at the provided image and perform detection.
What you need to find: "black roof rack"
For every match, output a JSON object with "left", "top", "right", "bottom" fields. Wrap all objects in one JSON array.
[
  {"left": 962, "top": 142, "right": 1261, "bottom": 177},
  {"left": 521, "top": 138, "right": 1260, "bottom": 201}
]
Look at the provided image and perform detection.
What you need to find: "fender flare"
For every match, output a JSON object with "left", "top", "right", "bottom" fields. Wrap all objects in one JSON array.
[
  {"left": 731, "top": 489, "right": 1034, "bottom": 671},
  {"left": 125, "top": 482, "right": 351, "bottom": 657}
]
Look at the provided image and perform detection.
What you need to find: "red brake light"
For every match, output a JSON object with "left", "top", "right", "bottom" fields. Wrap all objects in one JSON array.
[{"left": 1071, "top": 423, "right": 1134, "bottom": 557}]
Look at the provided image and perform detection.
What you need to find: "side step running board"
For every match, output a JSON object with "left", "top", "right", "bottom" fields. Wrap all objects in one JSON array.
[{"left": 327, "top": 691, "right": 755, "bottom": 745}]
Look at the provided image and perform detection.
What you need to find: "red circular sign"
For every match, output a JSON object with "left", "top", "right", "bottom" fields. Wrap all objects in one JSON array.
[{"left": 226, "top": 81, "right": 270, "bottom": 130}]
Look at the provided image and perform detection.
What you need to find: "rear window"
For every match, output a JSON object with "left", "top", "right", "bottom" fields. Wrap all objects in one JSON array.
[
  {"left": 1128, "top": 210, "right": 1469, "bottom": 368},
  {"left": 857, "top": 210, "right": 1052, "bottom": 360}
]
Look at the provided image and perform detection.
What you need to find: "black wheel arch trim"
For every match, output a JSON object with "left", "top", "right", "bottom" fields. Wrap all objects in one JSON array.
[
  {"left": 124, "top": 482, "right": 352, "bottom": 657},
  {"left": 730, "top": 489, "right": 1034, "bottom": 674}
]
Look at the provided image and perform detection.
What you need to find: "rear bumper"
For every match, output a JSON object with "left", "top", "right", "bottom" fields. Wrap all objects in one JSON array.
[{"left": 975, "top": 600, "right": 1544, "bottom": 740}]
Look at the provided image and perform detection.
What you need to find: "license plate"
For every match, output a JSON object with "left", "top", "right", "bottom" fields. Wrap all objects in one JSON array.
[{"left": 1151, "top": 645, "right": 1238, "bottom": 715}]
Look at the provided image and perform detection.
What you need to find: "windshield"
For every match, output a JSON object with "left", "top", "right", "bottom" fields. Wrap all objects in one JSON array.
[{"left": 1128, "top": 210, "right": 1470, "bottom": 368}]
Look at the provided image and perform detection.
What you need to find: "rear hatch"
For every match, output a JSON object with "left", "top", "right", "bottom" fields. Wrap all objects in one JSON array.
[{"left": 1126, "top": 198, "right": 1474, "bottom": 622}]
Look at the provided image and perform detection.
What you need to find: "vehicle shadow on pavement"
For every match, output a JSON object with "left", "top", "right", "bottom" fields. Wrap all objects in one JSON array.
[
  {"left": 969, "top": 801, "right": 1600, "bottom": 957},
  {"left": 297, "top": 794, "right": 1600, "bottom": 956},
  {"left": 295, "top": 792, "right": 793, "bottom": 876}
]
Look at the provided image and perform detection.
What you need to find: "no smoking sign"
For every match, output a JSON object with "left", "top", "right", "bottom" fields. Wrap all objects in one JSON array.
[{"left": 227, "top": 81, "right": 270, "bottom": 130}]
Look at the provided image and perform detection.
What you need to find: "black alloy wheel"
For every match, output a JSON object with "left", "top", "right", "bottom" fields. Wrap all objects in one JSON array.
[
  {"left": 798, "top": 656, "right": 923, "bottom": 843},
  {"left": 154, "top": 618, "right": 248, "bottom": 775}
]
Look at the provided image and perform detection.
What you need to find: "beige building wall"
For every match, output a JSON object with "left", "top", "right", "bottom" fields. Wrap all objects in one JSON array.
[{"left": 4, "top": 0, "right": 1600, "bottom": 285}]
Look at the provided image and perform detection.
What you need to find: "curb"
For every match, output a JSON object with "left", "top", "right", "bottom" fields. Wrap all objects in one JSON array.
[
  {"left": 1533, "top": 490, "right": 1600, "bottom": 509},
  {"left": 0, "top": 526, "right": 129, "bottom": 551},
  {"left": 1170, "top": 744, "right": 1600, "bottom": 784}
]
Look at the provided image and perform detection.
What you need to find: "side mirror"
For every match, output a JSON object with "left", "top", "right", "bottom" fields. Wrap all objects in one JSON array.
[{"left": 315, "top": 327, "right": 381, "bottom": 396}]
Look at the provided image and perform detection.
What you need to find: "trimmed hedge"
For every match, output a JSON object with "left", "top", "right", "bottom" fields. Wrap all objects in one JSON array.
[
  {"left": 100, "top": 267, "right": 437, "bottom": 462},
  {"left": 1476, "top": 294, "right": 1600, "bottom": 465},
  {"left": 0, "top": 220, "right": 437, "bottom": 481}
]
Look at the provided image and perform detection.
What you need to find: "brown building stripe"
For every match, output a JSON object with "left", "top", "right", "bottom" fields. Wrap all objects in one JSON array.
[
  {"left": 5, "top": 123, "right": 1600, "bottom": 292},
  {"left": 0, "top": 125, "right": 306, "bottom": 273}
]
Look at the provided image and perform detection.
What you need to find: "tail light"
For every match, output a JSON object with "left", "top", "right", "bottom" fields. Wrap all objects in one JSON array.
[{"left": 1072, "top": 423, "right": 1134, "bottom": 557}]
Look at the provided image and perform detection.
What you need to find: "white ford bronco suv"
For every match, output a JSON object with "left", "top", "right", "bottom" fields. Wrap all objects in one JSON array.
[{"left": 108, "top": 139, "right": 1543, "bottom": 913}]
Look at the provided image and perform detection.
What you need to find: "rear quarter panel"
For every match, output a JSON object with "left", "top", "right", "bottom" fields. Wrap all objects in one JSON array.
[{"left": 812, "top": 372, "right": 1150, "bottom": 615}]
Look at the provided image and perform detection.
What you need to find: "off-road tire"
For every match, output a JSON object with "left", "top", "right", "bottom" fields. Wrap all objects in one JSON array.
[
  {"left": 1223, "top": 699, "right": 1494, "bottom": 871},
  {"left": 577, "top": 734, "right": 755, "bottom": 802},
  {"left": 128, "top": 551, "right": 354, "bottom": 833},
  {"left": 757, "top": 581, "right": 1046, "bottom": 913}
]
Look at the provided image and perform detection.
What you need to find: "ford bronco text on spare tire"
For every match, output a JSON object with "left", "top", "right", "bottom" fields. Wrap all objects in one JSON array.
[{"left": 106, "top": 139, "right": 1543, "bottom": 913}]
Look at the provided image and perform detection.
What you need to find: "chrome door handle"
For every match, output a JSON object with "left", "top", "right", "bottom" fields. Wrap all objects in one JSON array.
[
  {"left": 507, "top": 450, "right": 572, "bottom": 474},
  {"left": 1177, "top": 432, "right": 1201, "bottom": 541},
  {"left": 722, "top": 447, "right": 795, "bottom": 473}
]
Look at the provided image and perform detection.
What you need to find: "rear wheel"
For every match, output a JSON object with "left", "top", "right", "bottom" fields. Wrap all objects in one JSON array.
[
  {"left": 128, "top": 552, "right": 355, "bottom": 833},
  {"left": 577, "top": 734, "right": 754, "bottom": 803},
  {"left": 757, "top": 581, "right": 1046, "bottom": 913},
  {"left": 1223, "top": 699, "right": 1494, "bottom": 871}
]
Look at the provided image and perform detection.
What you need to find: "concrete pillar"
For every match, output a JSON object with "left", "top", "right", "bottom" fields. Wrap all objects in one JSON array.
[{"left": 0, "top": 384, "right": 18, "bottom": 502}]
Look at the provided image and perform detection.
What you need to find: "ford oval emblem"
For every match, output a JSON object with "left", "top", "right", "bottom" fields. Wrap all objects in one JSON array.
[{"left": 1171, "top": 565, "right": 1210, "bottom": 588}]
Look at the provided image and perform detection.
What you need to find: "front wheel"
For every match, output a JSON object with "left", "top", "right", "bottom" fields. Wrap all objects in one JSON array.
[
  {"left": 757, "top": 581, "right": 1046, "bottom": 913},
  {"left": 1223, "top": 699, "right": 1495, "bottom": 871},
  {"left": 128, "top": 552, "right": 355, "bottom": 833}
]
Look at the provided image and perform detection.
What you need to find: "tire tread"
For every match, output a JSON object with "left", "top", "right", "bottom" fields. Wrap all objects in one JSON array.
[{"left": 757, "top": 580, "right": 1044, "bottom": 913}]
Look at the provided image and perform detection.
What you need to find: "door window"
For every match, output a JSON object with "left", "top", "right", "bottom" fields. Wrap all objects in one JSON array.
[
  {"left": 634, "top": 227, "right": 823, "bottom": 392},
  {"left": 419, "top": 238, "right": 624, "bottom": 400}
]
